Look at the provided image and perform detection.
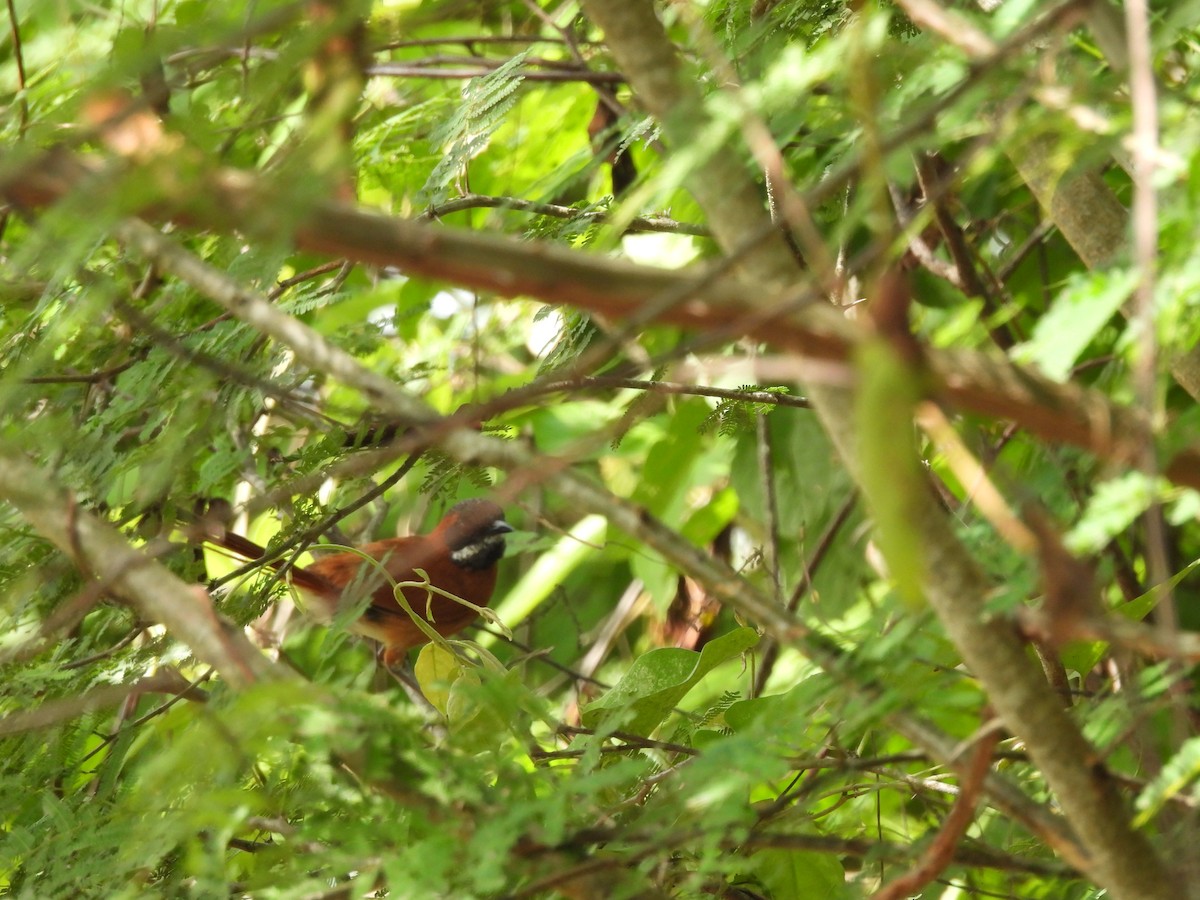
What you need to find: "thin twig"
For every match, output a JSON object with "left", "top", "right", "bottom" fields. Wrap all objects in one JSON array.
[
  {"left": 757, "top": 411, "right": 783, "bottom": 602},
  {"left": 207, "top": 450, "right": 424, "bottom": 592},
  {"left": 62, "top": 628, "right": 144, "bottom": 670},
  {"left": 109, "top": 220, "right": 1089, "bottom": 871},
  {"left": 22, "top": 356, "right": 145, "bottom": 385},
  {"left": 996, "top": 218, "right": 1055, "bottom": 282},
  {"left": 269, "top": 259, "right": 347, "bottom": 298},
  {"left": 0, "top": 669, "right": 209, "bottom": 737},
  {"left": 522, "top": 375, "right": 809, "bottom": 409},
  {"left": 0, "top": 0, "right": 27, "bottom": 244},
  {"left": 366, "top": 63, "right": 623, "bottom": 84},
  {"left": 0, "top": 447, "right": 280, "bottom": 686},
  {"left": 1124, "top": 0, "right": 1184, "bottom": 736},
  {"left": 374, "top": 35, "right": 589, "bottom": 51},
  {"left": 74, "top": 669, "right": 216, "bottom": 769},
  {"left": 13, "top": 156, "right": 1200, "bottom": 490},
  {"left": 542, "top": 724, "right": 699, "bottom": 758},
  {"left": 419, "top": 193, "right": 707, "bottom": 236},
  {"left": 471, "top": 625, "right": 610, "bottom": 688}
]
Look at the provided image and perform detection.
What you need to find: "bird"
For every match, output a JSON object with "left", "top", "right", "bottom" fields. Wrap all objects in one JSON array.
[{"left": 210, "top": 499, "right": 512, "bottom": 666}]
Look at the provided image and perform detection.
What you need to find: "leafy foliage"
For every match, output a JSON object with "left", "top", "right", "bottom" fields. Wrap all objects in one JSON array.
[
  {"left": 698, "top": 385, "right": 791, "bottom": 436},
  {"left": 420, "top": 50, "right": 530, "bottom": 204},
  {"left": 2, "top": 1, "right": 1199, "bottom": 898}
]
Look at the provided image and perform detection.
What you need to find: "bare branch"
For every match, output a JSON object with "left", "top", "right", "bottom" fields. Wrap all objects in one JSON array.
[
  {"left": 419, "top": 192, "right": 707, "bottom": 236},
  {"left": 366, "top": 62, "right": 624, "bottom": 84},
  {"left": 111, "top": 220, "right": 1087, "bottom": 871}
]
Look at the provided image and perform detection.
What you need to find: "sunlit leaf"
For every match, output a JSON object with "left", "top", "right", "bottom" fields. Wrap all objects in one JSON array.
[
  {"left": 1014, "top": 269, "right": 1136, "bottom": 381},
  {"left": 583, "top": 627, "right": 759, "bottom": 736}
]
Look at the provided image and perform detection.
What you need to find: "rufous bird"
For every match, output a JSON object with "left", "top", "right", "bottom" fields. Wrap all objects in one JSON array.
[{"left": 212, "top": 499, "right": 512, "bottom": 665}]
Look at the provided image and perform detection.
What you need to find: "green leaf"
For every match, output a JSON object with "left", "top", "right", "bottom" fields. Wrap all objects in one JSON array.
[
  {"left": 1135, "top": 736, "right": 1200, "bottom": 827},
  {"left": 419, "top": 51, "right": 530, "bottom": 204},
  {"left": 415, "top": 642, "right": 468, "bottom": 716},
  {"left": 1014, "top": 269, "right": 1136, "bottom": 381},
  {"left": 632, "top": 398, "right": 710, "bottom": 514},
  {"left": 1066, "top": 472, "right": 1170, "bottom": 555},
  {"left": 748, "top": 848, "right": 849, "bottom": 900},
  {"left": 583, "top": 627, "right": 759, "bottom": 736},
  {"left": 725, "top": 683, "right": 823, "bottom": 737}
]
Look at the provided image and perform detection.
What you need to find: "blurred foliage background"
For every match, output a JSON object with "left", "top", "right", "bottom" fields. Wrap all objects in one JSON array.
[{"left": 2, "top": 0, "right": 1200, "bottom": 897}]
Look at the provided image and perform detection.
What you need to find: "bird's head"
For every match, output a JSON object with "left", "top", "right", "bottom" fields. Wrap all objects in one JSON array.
[{"left": 437, "top": 499, "right": 513, "bottom": 570}]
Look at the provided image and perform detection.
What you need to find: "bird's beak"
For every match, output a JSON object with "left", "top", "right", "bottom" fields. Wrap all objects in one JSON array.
[{"left": 490, "top": 520, "right": 515, "bottom": 536}]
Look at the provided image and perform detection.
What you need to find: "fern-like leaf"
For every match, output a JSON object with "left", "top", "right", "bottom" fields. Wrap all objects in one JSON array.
[{"left": 419, "top": 51, "right": 530, "bottom": 205}]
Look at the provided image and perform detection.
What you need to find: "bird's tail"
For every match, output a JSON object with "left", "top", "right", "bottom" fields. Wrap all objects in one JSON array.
[{"left": 204, "top": 528, "right": 340, "bottom": 597}]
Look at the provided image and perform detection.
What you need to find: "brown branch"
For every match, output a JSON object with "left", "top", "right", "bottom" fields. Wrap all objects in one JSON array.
[
  {"left": 0, "top": 579, "right": 113, "bottom": 667},
  {"left": 1017, "top": 606, "right": 1200, "bottom": 663},
  {"left": 872, "top": 727, "right": 1001, "bottom": 900},
  {"left": 61, "top": 627, "right": 143, "bottom": 670},
  {"left": 0, "top": 161, "right": 1150, "bottom": 883},
  {"left": 519, "top": 375, "right": 809, "bottom": 409},
  {"left": 111, "top": 297, "right": 307, "bottom": 406},
  {"left": 388, "top": 53, "right": 589, "bottom": 71},
  {"left": 22, "top": 355, "right": 144, "bottom": 385},
  {"left": 514, "top": 822, "right": 1071, "bottom": 895},
  {"left": 0, "top": 143, "right": 1148, "bottom": 886},
  {"left": 996, "top": 218, "right": 1055, "bottom": 282},
  {"left": 4, "top": 0, "right": 28, "bottom": 137},
  {"left": 73, "top": 668, "right": 217, "bottom": 775},
  {"left": 374, "top": 35, "right": 590, "bottom": 51},
  {"left": 105, "top": 219, "right": 1088, "bottom": 872},
  {"left": 893, "top": 0, "right": 998, "bottom": 58},
  {"left": 552, "top": 724, "right": 699, "bottom": 757},
  {"left": 743, "top": 830, "right": 1068, "bottom": 878},
  {"left": 205, "top": 449, "right": 424, "bottom": 593},
  {"left": 795, "top": 0, "right": 1094, "bottom": 213},
  {"left": 270, "top": 258, "right": 347, "bottom": 297},
  {"left": 575, "top": 2, "right": 1174, "bottom": 898},
  {"left": 0, "top": 0, "right": 26, "bottom": 243}
]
